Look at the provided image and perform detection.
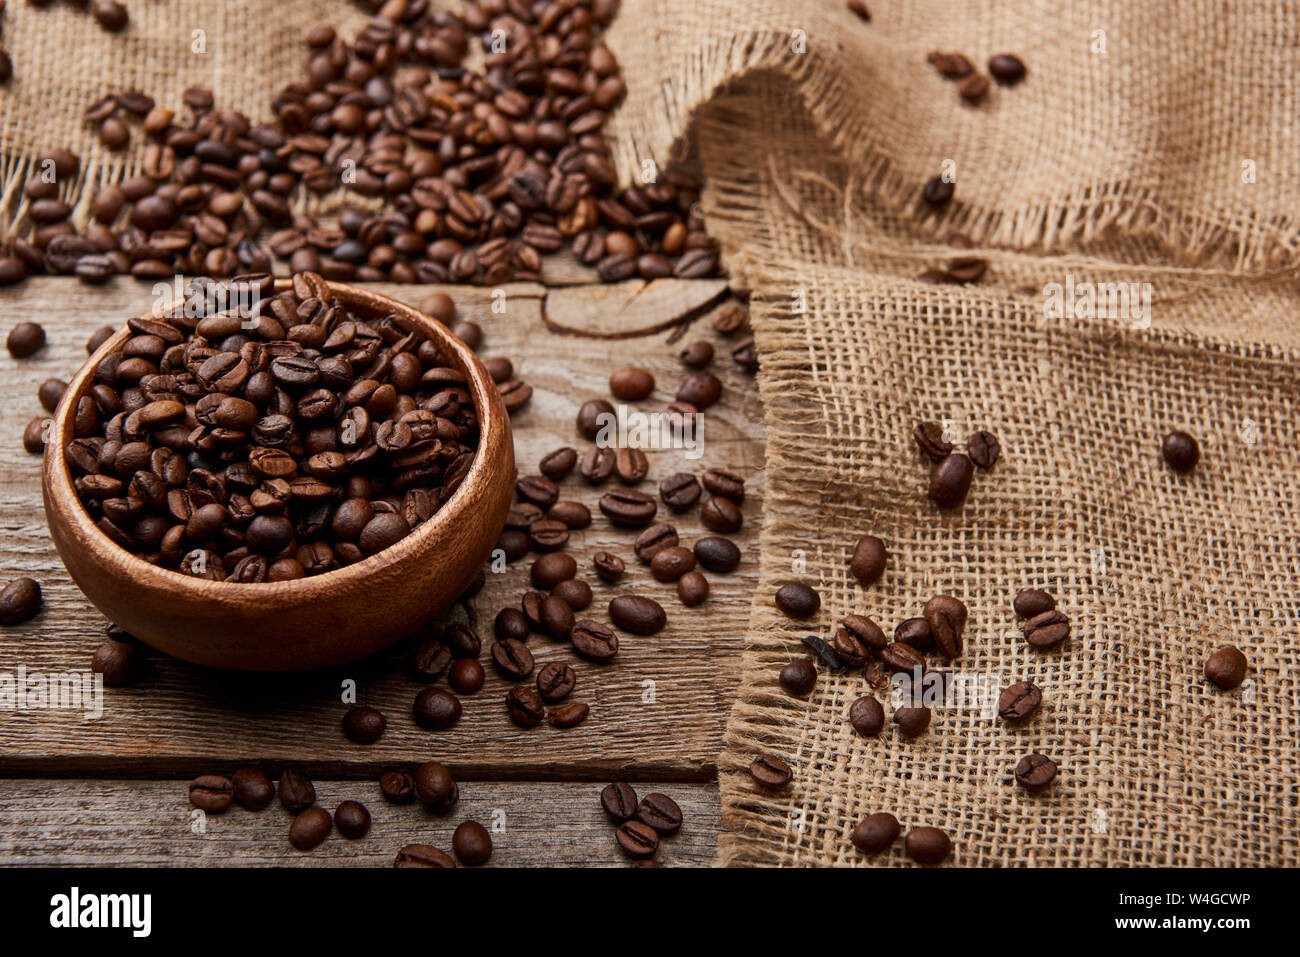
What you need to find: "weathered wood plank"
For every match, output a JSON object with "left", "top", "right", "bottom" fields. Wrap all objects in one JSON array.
[
  {"left": 0, "top": 778, "right": 719, "bottom": 867},
  {"left": 0, "top": 278, "right": 763, "bottom": 777}
]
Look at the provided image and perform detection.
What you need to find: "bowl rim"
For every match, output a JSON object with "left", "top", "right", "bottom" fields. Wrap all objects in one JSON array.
[{"left": 43, "top": 278, "right": 508, "bottom": 599}]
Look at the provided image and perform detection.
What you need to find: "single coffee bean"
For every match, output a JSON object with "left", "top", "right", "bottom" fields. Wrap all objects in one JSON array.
[
  {"left": 529, "top": 518, "right": 570, "bottom": 551},
  {"left": 593, "top": 550, "right": 626, "bottom": 582},
  {"left": 676, "top": 372, "right": 722, "bottom": 410},
  {"left": 537, "top": 661, "right": 577, "bottom": 702},
  {"left": 23, "top": 417, "right": 47, "bottom": 454},
  {"left": 1205, "top": 646, "right": 1248, "bottom": 689},
  {"left": 414, "top": 761, "right": 453, "bottom": 806},
  {"left": 231, "top": 768, "right": 274, "bottom": 810},
  {"left": 599, "top": 488, "right": 658, "bottom": 528},
  {"left": 547, "top": 500, "right": 591, "bottom": 529},
  {"left": 507, "top": 685, "right": 546, "bottom": 728},
  {"left": 540, "top": 593, "right": 575, "bottom": 639},
  {"left": 923, "top": 594, "right": 967, "bottom": 657},
  {"left": 610, "top": 366, "right": 655, "bottom": 400},
  {"left": 614, "top": 446, "right": 649, "bottom": 484},
  {"left": 413, "top": 687, "right": 463, "bottom": 729},
  {"left": 379, "top": 771, "right": 416, "bottom": 804},
  {"left": 449, "top": 658, "right": 485, "bottom": 694},
  {"left": 342, "top": 705, "right": 386, "bottom": 744},
  {"left": 92, "top": 1, "right": 130, "bottom": 32},
  {"left": 601, "top": 782, "right": 639, "bottom": 823},
  {"left": 957, "top": 72, "right": 990, "bottom": 103},
  {"left": 929, "top": 453, "right": 974, "bottom": 508},
  {"left": 616, "top": 819, "right": 660, "bottom": 859},
  {"left": 440, "top": 624, "right": 481, "bottom": 660},
  {"left": 849, "top": 534, "right": 887, "bottom": 585},
  {"left": 774, "top": 582, "right": 820, "bottom": 618},
  {"left": 779, "top": 658, "right": 817, "bottom": 696},
  {"left": 516, "top": 474, "right": 559, "bottom": 509},
  {"left": 0, "top": 577, "right": 43, "bottom": 625},
  {"left": 580, "top": 446, "right": 616, "bottom": 483},
  {"left": 289, "top": 806, "right": 332, "bottom": 850},
  {"left": 928, "top": 50, "right": 974, "bottom": 78},
  {"left": 842, "top": 614, "right": 887, "bottom": 651},
  {"left": 6, "top": 322, "right": 45, "bottom": 358},
  {"left": 547, "top": 701, "right": 590, "bottom": 728},
  {"left": 532, "top": 552, "right": 577, "bottom": 589},
  {"left": 577, "top": 398, "right": 616, "bottom": 439},
  {"left": 539, "top": 446, "right": 578, "bottom": 480},
  {"left": 608, "top": 595, "right": 666, "bottom": 635},
  {"left": 551, "top": 578, "right": 593, "bottom": 610},
  {"left": 1013, "top": 588, "right": 1055, "bottom": 619},
  {"left": 571, "top": 619, "right": 619, "bottom": 661},
  {"left": 702, "top": 468, "right": 745, "bottom": 504},
  {"left": 967, "top": 430, "right": 1000, "bottom": 468},
  {"left": 659, "top": 472, "right": 701, "bottom": 511},
  {"left": 849, "top": 696, "right": 886, "bottom": 736},
  {"left": 893, "top": 706, "right": 931, "bottom": 737},
  {"left": 882, "top": 642, "right": 926, "bottom": 674},
  {"left": 650, "top": 546, "right": 696, "bottom": 582},
  {"left": 749, "top": 754, "right": 792, "bottom": 791},
  {"left": 1162, "top": 430, "right": 1200, "bottom": 472},
  {"left": 334, "top": 800, "right": 371, "bottom": 839},
  {"left": 694, "top": 535, "right": 741, "bottom": 573},
  {"left": 494, "top": 608, "right": 530, "bottom": 643},
  {"left": 413, "top": 639, "right": 454, "bottom": 682},
  {"left": 453, "top": 820, "right": 493, "bottom": 866},
  {"left": 189, "top": 774, "right": 234, "bottom": 812},
  {"left": 997, "top": 681, "right": 1042, "bottom": 721},
  {"left": 851, "top": 813, "right": 901, "bottom": 856},
  {"left": 833, "top": 628, "right": 870, "bottom": 667},
  {"left": 278, "top": 769, "right": 316, "bottom": 813},
  {"left": 677, "top": 570, "right": 710, "bottom": 606},
  {"left": 914, "top": 421, "right": 952, "bottom": 460},
  {"left": 393, "top": 843, "right": 457, "bottom": 868},
  {"left": 37, "top": 378, "right": 67, "bottom": 413},
  {"left": 491, "top": 638, "right": 534, "bottom": 680},
  {"left": 1021, "top": 609, "right": 1070, "bottom": 649},
  {"left": 636, "top": 793, "right": 683, "bottom": 835},
  {"left": 989, "top": 53, "right": 1027, "bottom": 84},
  {"left": 634, "top": 522, "right": 679, "bottom": 562},
  {"left": 680, "top": 340, "right": 713, "bottom": 368},
  {"left": 700, "top": 496, "right": 743, "bottom": 533},
  {"left": 1014, "top": 752, "right": 1058, "bottom": 792},
  {"left": 905, "top": 826, "right": 952, "bottom": 864},
  {"left": 90, "top": 638, "right": 144, "bottom": 684}
]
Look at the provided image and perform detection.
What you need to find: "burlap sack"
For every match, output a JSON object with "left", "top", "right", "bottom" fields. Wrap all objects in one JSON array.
[{"left": 3, "top": 0, "right": 1297, "bottom": 866}]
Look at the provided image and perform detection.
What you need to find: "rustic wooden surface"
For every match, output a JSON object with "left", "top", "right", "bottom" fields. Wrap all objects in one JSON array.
[
  {"left": 0, "top": 779, "right": 720, "bottom": 867},
  {"left": 0, "top": 275, "right": 762, "bottom": 864}
]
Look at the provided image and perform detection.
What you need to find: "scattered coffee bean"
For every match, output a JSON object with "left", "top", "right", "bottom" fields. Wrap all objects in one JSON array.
[
  {"left": 289, "top": 806, "right": 332, "bottom": 850},
  {"left": 571, "top": 619, "right": 619, "bottom": 661},
  {"left": 453, "top": 820, "right": 493, "bottom": 866},
  {"left": 749, "top": 754, "right": 792, "bottom": 790},
  {"left": 90, "top": 637, "right": 144, "bottom": 684},
  {"left": 552, "top": 578, "right": 593, "bottom": 610},
  {"left": 957, "top": 72, "right": 990, "bottom": 103},
  {"left": 493, "top": 608, "right": 530, "bottom": 643},
  {"left": 592, "top": 550, "right": 625, "bottom": 583},
  {"left": 660, "top": 472, "right": 701, "bottom": 511},
  {"left": 849, "top": 696, "right": 886, "bottom": 736},
  {"left": 701, "top": 468, "right": 744, "bottom": 504},
  {"left": 913, "top": 421, "right": 952, "bottom": 460},
  {"left": 774, "top": 582, "right": 820, "bottom": 618},
  {"left": 679, "top": 340, "right": 713, "bottom": 368},
  {"left": 449, "top": 658, "right": 485, "bottom": 694},
  {"left": 231, "top": 768, "right": 274, "bottom": 810},
  {"left": 779, "top": 658, "right": 818, "bottom": 696},
  {"left": 1021, "top": 609, "right": 1070, "bottom": 649},
  {"left": 507, "top": 685, "right": 545, "bottom": 728},
  {"left": 677, "top": 570, "right": 709, "bottom": 606},
  {"left": 539, "top": 446, "right": 578, "bottom": 481},
  {"left": 851, "top": 812, "right": 900, "bottom": 854},
  {"left": 599, "top": 488, "right": 658, "bottom": 528},
  {"left": 694, "top": 535, "right": 740, "bottom": 572},
  {"left": 928, "top": 51, "right": 974, "bottom": 79},
  {"left": 1014, "top": 752, "right": 1058, "bottom": 792},
  {"left": 334, "top": 801, "right": 371, "bottom": 839},
  {"left": 413, "top": 638, "right": 454, "bottom": 679},
  {"left": 532, "top": 553, "right": 577, "bottom": 589},
  {"left": 676, "top": 372, "right": 722, "bottom": 410},
  {"left": 379, "top": 770, "right": 415, "bottom": 804},
  {"left": 893, "top": 706, "right": 931, "bottom": 737},
  {"left": 189, "top": 774, "right": 234, "bottom": 813},
  {"left": 6, "top": 321, "right": 45, "bottom": 358},
  {"left": 547, "top": 501, "right": 591, "bottom": 529},
  {"left": 650, "top": 545, "right": 695, "bottom": 582},
  {"left": 997, "top": 681, "right": 1043, "bottom": 722},
  {"left": 537, "top": 662, "right": 577, "bottom": 703},
  {"left": 394, "top": 844, "right": 456, "bottom": 868},
  {"left": 928, "top": 453, "right": 975, "bottom": 508},
  {"left": 923, "top": 594, "right": 967, "bottom": 657},
  {"left": 847, "top": 0, "right": 872, "bottom": 23},
  {"left": 895, "top": 618, "right": 934, "bottom": 649},
  {"left": 577, "top": 399, "right": 616, "bottom": 440},
  {"left": 413, "top": 687, "right": 463, "bottom": 729},
  {"left": 548, "top": 701, "right": 590, "bottom": 728},
  {"left": 905, "top": 826, "right": 952, "bottom": 864},
  {"left": 801, "top": 635, "right": 847, "bottom": 673},
  {"left": 580, "top": 446, "right": 616, "bottom": 484},
  {"left": 610, "top": 366, "right": 655, "bottom": 401},
  {"left": 23, "top": 416, "right": 47, "bottom": 454},
  {"left": 491, "top": 638, "right": 534, "bottom": 680},
  {"left": 608, "top": 594, "right": 666, "bottom": 635},
  {"left": 636, "top": 793, "right": 683, "bottom": 835},
  {"left": 278, "top": 769, "right": 316, "bottom": 813},
  {"left": 37, "top": 378, "right": 67, "bottom": 413},
  {"left": 414, "top": 761, "right": 453, "bottom": 807},
  {"left": 1205, "top": 645, "right": 1248, "bottom": 689},
  {"left": 989, "top": 54, "right": 1027, "bottom": 84},
  {"left": 1162, "top": 430, "right": 1200, "bottom": 473},
  {"left": 616, "top": 819, "right": 660, "bottom": 859},
  {"left": 1013, "top": 588, "right": 1055, "bottom": 619},
  {"left": 967, "top": 430, "right": 1000, "bottom": 468},
  {"left": 0, "top": 577, "right": 42, "bottom": 625},
  {"left": 922, "top": 177, "right": 954, "bottom": 208},
  {"left": 882, "top": 642, "right": 926, "bottom": 674},
  {"left": 614, "top": 446, "right": 649, "bottom": 484},
  {"left": 342, "top": 705, "right": 386, "bottom": 744},
  {"left": 601, "top": 782, "right": 639, "bottom": 823},
  {"left": 849, "top": 534, "right": 887, "bottom": 585},
  {"left": 700, "top": 496, "right": 743, "bottom": 533}
]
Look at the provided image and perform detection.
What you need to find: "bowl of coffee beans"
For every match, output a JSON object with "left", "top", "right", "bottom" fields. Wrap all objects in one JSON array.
[{"left": 42, "top": 273, "right": 515, "bottom": 670}]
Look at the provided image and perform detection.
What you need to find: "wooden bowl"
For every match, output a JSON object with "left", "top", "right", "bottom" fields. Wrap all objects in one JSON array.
[{"left": 42, "top": 281, "right": 515, "bottom": 670}]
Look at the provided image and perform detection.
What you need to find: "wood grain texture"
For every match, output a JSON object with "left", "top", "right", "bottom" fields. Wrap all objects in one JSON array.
[
  {"left": 0, "top": 277, "right": 764, "bottom": 778},
  {"left": 0, "top": 778, "right": 719, "bottom": 867}
]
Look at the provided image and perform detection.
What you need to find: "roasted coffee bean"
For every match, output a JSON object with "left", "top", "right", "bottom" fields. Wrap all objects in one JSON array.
[
  {"left": 842, "top": 614, "right": 887, "bottom": 651},
  {"left": 922, "top": 177, "right": 955, "bottom": 208},
  {"left": 537, "top": 662, "right": 577, "bottom": 703},
  {"left": 448, "top": 658, "right": 485, "bottom": 695},
  {"left": 231, "top": 768, "right": 274, "bottom": 810},
  {"left": 92, "top": 1, "right": 129, "bottom": 32},
  {"left": 608, "top": 595, "right": 666, "bottom": 635},
  {"left": 659, "top": 472, "right": 701, "bottom": 511},
  {"left": 694, "top": 535, "right": 741, "bottom": 573},
  {"left": 997, "top": 681, "right": 1043, "bottom": 721},
  {"left": 849, "top": 534, "right": 887, "bottom": 585},
  {"left": 928, "top": 453, "right": 974, "bottom": 508},
  {"left": 0, "top": 577, "right": 42, "bottom": 625},
  {"left": 967, "top": 430, "right": 1000, "bottom": 468},
  {"left": 413, "top": 637, "right": 454, "bottom": 679},
  {"left": 905, "top": 826, "right": 952, "bottom": 864},
  {"left": 636, "top": 793, "right": 683, "bottom": 835},
  {"left": 774, "top": 582, "right": 820, "bottom": 618},
  {"left": 957, "top": 72, "right": 990, "bottom": 103},
  {"left": 577, "top": 399, "right": 616, "bottom": 440},
  {"left": 551, "top": 578, "right": 593, "bottom": 610},
  {"left": 928, "top": 51, "right": 974, "bottom": 78},
  {"left": 894, "top": 617, "right": 933, "bottom": 649},
  {"left": 496, "top": 529, "right": 530, "bottom": 562},
  {"left": 380, "top": 771, "right": 416, "bottom": 804},
  {"left": 540, "top": 593, "right": 575, "bottom": 639},
  {"left": 677, "top": 570, "right": 710, "bottom": 606},
  {"left": 599, "top": 488, "right": 658, "bottom": 528},
  {"left": 633, "top": 522, "right": 678, "bottom": 562},
  {"left": 90, "top": 638, "right": 144, "bottom": 683},
  {"left": 610, "top": 366, "right": 655, "bottom": 401},
  {"left": 779, "top": 658, "right": 817, "bottom": 696},
  {"left": 614, "top": 446, "right": 649, "bottom": 484},
  {"left": 23, "top": 416, "right": 47, "bottom": 454},
  {"left": 923, "top": 594, "right": 967, "bottom": 657},
  {"left": 1205, "top": 646, "right": 1248, "bottom": 689},
  {"left": 529, "top": 518, "right": 570, "bottom": 551},
  {"left": 571, "top": 619, "right": 619, "bottom": 661},
  {"left": 680, "top": 340, "right": 713, "bottom": 369},
  {"left": 882, "top": 642, "right": 926, "bottom": 674},
  {"left": 507, "top": 685, "right": 545, "bottom": 728},
  {"left": 849, "top": 696, "right": 886, "bottom": 736},
  {"left": 989, "top": 54, "right": 1027, "bottom": 84},
  {"left": 516, "top": 474, "right": 559, "bottom": 509},
  {"left": 851, "top": 812, "right": 900, "bottom": 854},
  {"left": 491, "top": 638, "right": 534, "bottom": 680},
  {"left": 414, "top": 761, "right": 454, "bottom": 806},
  {"left": 37, "top": 378, "right": 67, "bottom": 412},
  {"left": 616, "top": 819, "right": 660, "bottom": 859},
  {"left": 1013, "top": 588, "right": 1055, "bottom": 619},
  {"left": 700, "top": 496, "right": 742, "bottom": 533},
  {"left": 6, "top": 322, "right": 45, "bottom": 358},
  {"left": 749, "top": 754, "right": 792, "bottom": 791},
  {"left": 342, "top": 705, "right": 386, "bottom": 744},
  {"left": 893, "top": 706, "right": 931, "bottom": 737},
  {"left": 1162, "top": 430, "right": 1200, "bottom": 472},
  {"left": 189, "top": 774, "right": 234, "bottom": 812},
  {"left": 601, "top": 782, "right": 639, "bottom": 823},
  {"left": 393, "top": 844, "right": 456, "bottom": 868},
  {"left": 453, "top": 820, "right": 492, "bottom": 866},
  {"left": 593, "top": 550, "right": 626, "bottom": 583},
  {"left": 1021, "top": 609, "right": 1070, "bottom": 649},
  {"left": 701, "top": 468, "right": 744, "bottom": 504},
  {"left": 278, "top": 769, "right": 316, "bottom": 813},
  {"left": 334, "top": 801, "right": 371, "bottom": 839},
  {"left": 1014, "top": 752, "right": 1058, "bottom": 792},
  {"left": 539, "top": 446, "right": 578, "bottom": 480},
  {"left": 531, "top": 553, "right": 577, "bottom": 589},
  {"left": 440, "top": 624, "right": 481, "bottom": 660},
  {"left": 580, "top": 446, "right": 616, "bottom": 484},
  {"left": 289, "top": 806, "right": 332, "bottom": 850},
  {"left": 676, "top": 372, "right": 721, "bottom": 410},
  {"left": 548, "top": 701, "right": 590, "bottom": 728},
  {"left": 413, "top": 688, "right": 462, "bottom": 729}
]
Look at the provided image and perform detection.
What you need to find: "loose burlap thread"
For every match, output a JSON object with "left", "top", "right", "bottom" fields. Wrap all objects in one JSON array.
[{"left": 3, "top": 0, "right": 1298, "bottom": 865}]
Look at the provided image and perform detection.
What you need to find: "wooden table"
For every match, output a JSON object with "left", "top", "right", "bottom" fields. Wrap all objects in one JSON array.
[{"left": 0, "top": 274, "right": 764, "bottom": 867}]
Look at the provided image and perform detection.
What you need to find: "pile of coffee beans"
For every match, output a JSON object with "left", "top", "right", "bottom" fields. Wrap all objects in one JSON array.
[
  {"left": 59, "top": 272, "right": 511, "bottom": 581},
  {"left": 913, "top": 420, "right": 999, "bottom": 509},
  {"left": 600, "top": 781, "right": 683, "bottom": 864},
  {"left": 0, "top": 0, "right": 721, "bottom": 287}
]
